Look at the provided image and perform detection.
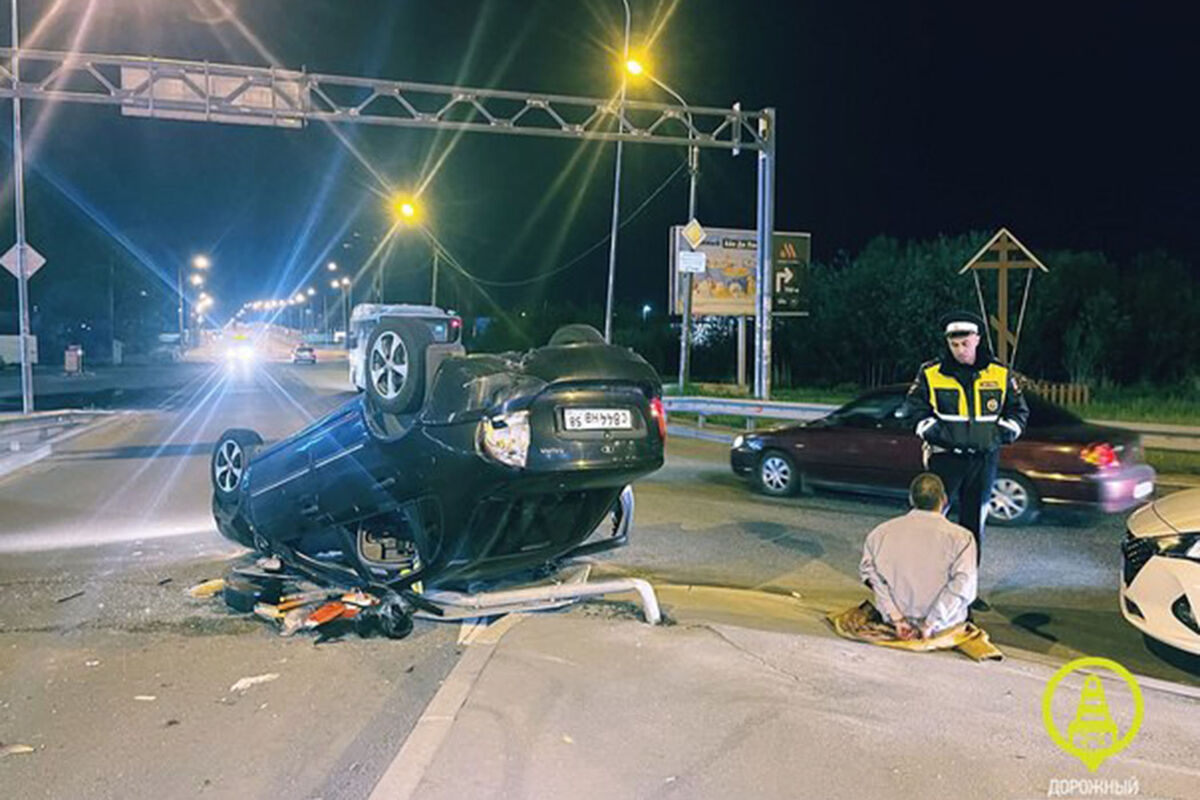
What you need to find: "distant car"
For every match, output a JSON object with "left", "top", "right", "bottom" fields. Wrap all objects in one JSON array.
[
  {"left": 292, "top": 345, "right": 317, "bottom": 365},
  {"left": 1121, "top": 487, "right": 1200, "bottom": 656},
  {"left": 210, "top": 323, "right": 666, "bottom": 630},
  {"left": 729, "top": 385, "right": 1156, "bottom": 525}
]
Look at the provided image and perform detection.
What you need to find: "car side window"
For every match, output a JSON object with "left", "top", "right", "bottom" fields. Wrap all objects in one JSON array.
[{"left": 835, "top": 394, "right": 904, "bottom": 427}]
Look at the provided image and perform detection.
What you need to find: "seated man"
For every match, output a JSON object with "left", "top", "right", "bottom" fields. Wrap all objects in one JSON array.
[{"left": 859, "top": 473, "right": 978, "bottom": 640}]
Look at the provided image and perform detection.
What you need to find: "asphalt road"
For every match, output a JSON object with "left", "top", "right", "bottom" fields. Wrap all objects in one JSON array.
[{"left": 1, "top": 355, "right": 1197, "bottom": 798}]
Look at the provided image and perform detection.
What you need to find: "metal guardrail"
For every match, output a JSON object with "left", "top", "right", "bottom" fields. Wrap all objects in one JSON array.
[
  {"left": 663, "top": 396, "right": 1200, "bottom": 451},
  {"left": 663, "top": 396, "right": 835, "bottom": 431}
]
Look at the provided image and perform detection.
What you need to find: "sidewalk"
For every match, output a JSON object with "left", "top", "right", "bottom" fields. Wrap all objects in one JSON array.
[
  {"left": 372, "top": 591, "right": 1200, "bottom": 800},
  {"left": 0, "top": 363, "right": 211, "bottom": 411}
]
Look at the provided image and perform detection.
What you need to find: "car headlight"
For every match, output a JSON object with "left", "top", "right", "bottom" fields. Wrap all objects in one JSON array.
[
  {"left": 1154, "top": 534, "right": 1200, "bottom": 560},
  {"left": 480, "top": 410, "right": 531, "bottom": 469},
  {"left": 737, "top": 436, "right": 764, "bottom": 451},
  {"left": 733, "top": 435, "right": 744, "bottom": 449}
]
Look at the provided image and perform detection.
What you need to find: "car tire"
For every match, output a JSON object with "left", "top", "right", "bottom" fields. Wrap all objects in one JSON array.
[
  {"left": 988, "top": 471, "right": 1040, "bottom": 526},
  {"left": 757, "top": 450, "right": 802, "bottom": 497},
  {"left": 364, "top": 318, "right": 433, "bottom": 415},
  {"left": 211, "top": 428, "right": 263, "bottom": 507}
]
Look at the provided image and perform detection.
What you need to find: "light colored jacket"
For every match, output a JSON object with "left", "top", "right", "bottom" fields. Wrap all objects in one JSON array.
[{"left": 859, "top": 509, "right": 978, "bottom": 633}]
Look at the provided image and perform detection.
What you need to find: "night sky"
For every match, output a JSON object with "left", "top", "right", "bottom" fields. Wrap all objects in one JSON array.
[{"left": 1, "top": 0, "right": 1197, "bottom": 327}]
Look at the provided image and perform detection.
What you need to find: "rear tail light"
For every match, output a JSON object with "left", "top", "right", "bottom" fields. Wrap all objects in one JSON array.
[
  {"left": 1080, "top": 442, "right": 1120, "bottom": 469},
  {"left": 480, "top": 411, "right": 531, "bottom": 468},
  {"left": 649, "top": 396, "right": 668, "bottom": 440}
]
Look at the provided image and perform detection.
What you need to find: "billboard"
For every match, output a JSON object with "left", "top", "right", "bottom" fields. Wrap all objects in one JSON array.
[
  {"left": 669, "top": 226, "right": 811, "bottom": 316},
  {"left": 120, "top": 67, "right": 307, "bottom": 129}
]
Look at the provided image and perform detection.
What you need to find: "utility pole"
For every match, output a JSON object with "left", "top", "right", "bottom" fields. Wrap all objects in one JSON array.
[{"left": 10, "top": 0, "right": 32, "bottom": 412}]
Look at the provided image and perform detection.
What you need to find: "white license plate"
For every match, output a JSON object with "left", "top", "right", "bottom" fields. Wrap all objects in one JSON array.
[
  {"left": 1134, "top": 481, "right": 1154, "bottom": 499},
  {"left": 563, "top": 408, "right": 633, "bottom": 431}
]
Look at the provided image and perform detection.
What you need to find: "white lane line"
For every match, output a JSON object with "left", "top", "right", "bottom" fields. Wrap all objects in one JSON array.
[{"left": 367, "top": 615, "right": 524, "bottom": 800}]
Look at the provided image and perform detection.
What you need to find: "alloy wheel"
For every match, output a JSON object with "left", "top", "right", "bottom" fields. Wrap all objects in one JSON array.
[
  {"left": 369, "top": 331, "right": 409, "bottom": 400},
  {"left": 214, "top": 440, "right": 244, "bottom": 493},
  {"left": 761, "top": 455, "right": 792, "bottom": 493}
]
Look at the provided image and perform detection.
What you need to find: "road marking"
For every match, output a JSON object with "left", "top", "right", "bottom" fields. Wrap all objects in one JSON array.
[{"left": 367, "top": 615, "right": 524, "bottom": 800}]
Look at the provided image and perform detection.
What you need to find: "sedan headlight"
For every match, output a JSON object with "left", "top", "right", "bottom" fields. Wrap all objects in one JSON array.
[
  {"left": 733, "top": 435, "right": 744, "bottom": 449},
  {"left": 1154, "top": 534, "right": 1200, "bottom": 560},
  {"left": 480, "top": 410, "right": 530, "bottom": 468}
]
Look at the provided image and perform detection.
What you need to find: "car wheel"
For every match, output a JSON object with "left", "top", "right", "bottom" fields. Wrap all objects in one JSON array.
[
  {"left": 757, "top": 450, "right": 801, "bottom": 497},
  {"left": 364, "top": 318, "right": 433, "bottom": 415},
  {"left": 988, "top": 472, "right": 1040, "bottom": 526},
  {"left": 211, "top": 428, "right": 263, "bottom": 507}
]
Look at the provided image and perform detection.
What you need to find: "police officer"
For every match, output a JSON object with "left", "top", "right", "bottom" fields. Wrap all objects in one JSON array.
[{"left": 905, "top": 310, "right": 1029, "bottom": 612}]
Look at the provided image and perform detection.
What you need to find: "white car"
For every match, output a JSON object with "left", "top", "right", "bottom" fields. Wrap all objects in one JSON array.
[{"left": 1121, "top": 487, "right": 1200, "bottom": 655}]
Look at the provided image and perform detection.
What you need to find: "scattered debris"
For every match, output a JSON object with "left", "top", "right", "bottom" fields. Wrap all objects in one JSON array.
[
  {"left": 157, "top": 577, "right": 173, "bottom": 586},
  {"left": 187, "top": 578, "right": 226, "bottom": 599},
  {"left": 165, "top": 719, "right": 180, "bottom": 727},
  {"left": 304, "top": 602, "right": 353, "bottom": 629},
  {"left": 255, "top": 555, "right": 284, "bottom": 572},
  {"left": 229, "top": 673, "right": 279, "bottom": 693},
  {"left": 55, "top": 590, "right": 85, "bottom": 603},
  {"left": 84, "top": 660, "right": 101, "bottom": 668},
  {"left": 1, "top": 743, "right": 35, "bottom": 757},
  {"left": 562, "top": 734, "right": 574, "bottom": 744},
  {"left": 134, "top": 695, "right": 157, "bottom": 702}
]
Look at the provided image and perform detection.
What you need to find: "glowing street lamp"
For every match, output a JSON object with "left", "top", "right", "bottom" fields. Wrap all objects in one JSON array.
[
  {"left": 190, "top": 273, "right": 204, "bottom": 287},
  {"left": 625, "top": 58, "right": 644, "bottom": 76},
  {"left": 389, "top": 194, "right": 419, "bottom": 224},
  {"left": 192, "top": 254, "right": 211, "bottom": 270},
  {"left": 327, "top": 261, "right": 338, "bottom": 272}
]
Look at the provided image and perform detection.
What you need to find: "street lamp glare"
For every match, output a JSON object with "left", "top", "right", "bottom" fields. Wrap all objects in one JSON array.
[
  {"left": 327, "top": 261, "right": 338, "bottom": 271},
  {"left": 390, "top": 194, "right": 419, "bottom": 223},
  {"left": 307, "top": 287, "right": 316, "bottom": 296},
  {"left": 189, "top": 273, "right": 204, "bottom": 286},
  {"left": 625, "top": 58, "right": 644, "bottom": 76},
  {"left": 330, "top": 279, "right": 340, "bottom": 290},
  {"left": 341, "top": 276, "right": 351, "bottom": 287},
  {"left": 192, "top": 255, "right": 211, "bottom": 269},
  {"left": 294, "top": 293, "right": 306, "bottom": 303}
]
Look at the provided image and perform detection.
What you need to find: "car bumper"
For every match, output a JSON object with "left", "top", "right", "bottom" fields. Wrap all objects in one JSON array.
[
  {"left": 730, "top": 446, "right": 758, "bottom": 476},
  {"left": 1120, "top": 552, "right": 1200, "bottom": 655},
  {"left": 1029, "top": 463, "right": 1156, "bottom": 514}
]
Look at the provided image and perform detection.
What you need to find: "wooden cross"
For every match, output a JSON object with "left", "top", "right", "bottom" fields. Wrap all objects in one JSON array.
[{"left": 958, "top": 228, "right": 1048, "bottom": 364}]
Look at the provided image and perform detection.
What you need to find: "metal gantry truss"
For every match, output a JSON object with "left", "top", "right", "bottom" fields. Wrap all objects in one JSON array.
[{"left": 0, "top": 47, "right": 779, "bottom": 397}]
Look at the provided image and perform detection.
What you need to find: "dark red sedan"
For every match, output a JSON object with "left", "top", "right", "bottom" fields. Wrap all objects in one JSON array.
[{"left": 730, "top": 385, "right": 1156, "bottom": 525}]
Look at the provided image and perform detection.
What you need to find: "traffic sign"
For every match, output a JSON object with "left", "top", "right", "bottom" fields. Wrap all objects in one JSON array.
[
  {"left": 681, "top": 219, "right": 707, "bottom": 250},
  {"left": 772, "top": 233, "right": 810, "bottom": 315},
  {"left": 678, "top": 251, "right": 707, "bottom": 274},
  {"left": 1, "top": 243, "right": 46, "bottom": 279}
]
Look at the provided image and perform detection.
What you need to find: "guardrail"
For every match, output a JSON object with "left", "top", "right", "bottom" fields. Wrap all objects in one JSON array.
[{"left": 662, "top": 396, "right": 1200, "bottom": 451}]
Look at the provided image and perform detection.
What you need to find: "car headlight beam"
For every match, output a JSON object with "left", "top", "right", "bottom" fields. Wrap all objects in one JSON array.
[{"left": 480, "top": 410, "right": 531, "bottom": 469}]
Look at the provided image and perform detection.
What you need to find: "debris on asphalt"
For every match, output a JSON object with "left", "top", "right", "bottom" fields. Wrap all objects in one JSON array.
[
  {"left": 55, "top": 590, "right": 85, "bottom": 603},
  {"left": 230, "top": 673, "right": 279, "bottom": 693},
  {"left": 134, "top": 695, "right": 157, "bottom": 702},
  {"left": 187, "top": 578, "right": 226, "bottom": 599},
  {"left": 1, "top": 743, "right": 35, "bottom": 757},
  {"left": 165, "top": 719, "right": 180, "bottom": 727},
  {"left": 84, "top": 660, "right": 100, "bottom": 668},
  {"left": 304, "top": 601, "right": 355, "bottom": 629},
  {"left": 156, "top": 577, "right": 173, "bottom": 586}
]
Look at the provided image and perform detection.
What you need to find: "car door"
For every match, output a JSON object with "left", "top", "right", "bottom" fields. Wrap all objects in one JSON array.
[{"left": 818, "top": 391, "right": 914, "bottom": 489}]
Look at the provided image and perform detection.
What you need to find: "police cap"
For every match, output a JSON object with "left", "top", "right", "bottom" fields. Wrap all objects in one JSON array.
[{"left": 939, "top": 310, "right": 985, "bottom": 338}]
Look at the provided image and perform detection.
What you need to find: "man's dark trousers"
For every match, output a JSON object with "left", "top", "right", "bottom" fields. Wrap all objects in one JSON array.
[{"left": 928, "top": 449, "right": 999, "bottom": 564}]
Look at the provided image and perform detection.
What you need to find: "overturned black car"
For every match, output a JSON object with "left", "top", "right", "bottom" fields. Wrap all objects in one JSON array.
[{"left": 210, "top": 321, "right": 665, "bottom": 628}]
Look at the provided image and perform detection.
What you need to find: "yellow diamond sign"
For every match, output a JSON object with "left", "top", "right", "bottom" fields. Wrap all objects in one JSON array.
[{"left": 681, "top": 219, "right": 706, "bottom": 250}]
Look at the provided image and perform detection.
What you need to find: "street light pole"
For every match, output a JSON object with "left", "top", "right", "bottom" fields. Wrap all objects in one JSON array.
[
  {"left": 10, "top": 0, "right": 33, "bottom": 413},
  {"left": 603, "top": 0, "right": 631, "bottom": 343}
]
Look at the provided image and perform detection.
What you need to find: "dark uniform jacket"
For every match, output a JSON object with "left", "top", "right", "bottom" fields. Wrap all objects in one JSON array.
[{"left": 905, "top": 352, "right": 1030, "bottom": 455}]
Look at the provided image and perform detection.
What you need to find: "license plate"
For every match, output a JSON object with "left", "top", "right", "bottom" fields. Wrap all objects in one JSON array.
[
  {"left": 563, "top": 408, "right": 633, "bottom": 431},
  {"left": 1134, "top": 481, "right": 1153, "bottom": 499}
]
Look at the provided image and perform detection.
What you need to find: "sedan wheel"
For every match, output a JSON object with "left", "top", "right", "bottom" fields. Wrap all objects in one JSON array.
[
  {"left": 214, "top": 440, "right": 244, "bottom": 494},
  {"left": 988, "top": 473, "right": 1039, "bottom": 525},
  {"left": 758, "top": 451, "right": 799, "bottom": 496}
]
